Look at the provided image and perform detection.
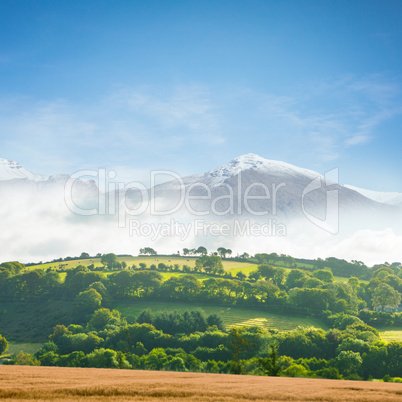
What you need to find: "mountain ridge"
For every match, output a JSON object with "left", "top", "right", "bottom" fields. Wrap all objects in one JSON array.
[
  {"left": 0, "top": 158, "right": 48, "bottom": 182},
  {"left": 0, "top": 154, "right": 400, "bottom": 211},
  {"left": 345, "top": 184, "right": 402, "bottom": 207}
]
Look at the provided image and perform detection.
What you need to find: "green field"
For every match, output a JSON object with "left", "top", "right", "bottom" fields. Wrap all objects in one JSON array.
[
  {"left": 157, "top": 272, "right": 210, "bottom": 281},
  {"left": 28, "top": 256, "right": 362, "bottom": 286},
  {"left": 378, "top": 329, "right": 402, "bottom": 342},
  {"left": 124, "top": 256, "right": 256, "bottom": 271},
  {"left": 28, "top": 256, "right": 255, "bottom": 270},
  {"left": 6, "top": 342, "right": 43, "bottom": 355},
  {"left": 113, "top": 301, "right": 328, "bottom": 331}
]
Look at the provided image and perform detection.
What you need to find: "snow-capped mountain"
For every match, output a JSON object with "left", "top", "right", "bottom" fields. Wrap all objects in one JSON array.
[
  {"left": 1, "top": 154, "right": 399, "bottom": 220},
  {"left": 147, "top": 153, "right": 397, "bottom": 223},
  {"left": 0, "top": 154, "right": 400, "bottom": 264},
  {"left": 345, "top": 184, "right": 402, "bottom": 207},
  {"left": 0, "top": 158, "right": 98, "bottom": 198},
  {"left": 0, "top": 158, "right": 49, "bottom": 182},
  {"left": 204, "top": 153, "right": 320, "bottom": 188}
]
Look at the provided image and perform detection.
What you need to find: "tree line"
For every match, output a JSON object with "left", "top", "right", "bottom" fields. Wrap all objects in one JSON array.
[
  {"left": 2, "top": 307, "right": 402, "bottom": 382},
  {"left": 1, "top": 259, "right": 401, "bottom": 321}
]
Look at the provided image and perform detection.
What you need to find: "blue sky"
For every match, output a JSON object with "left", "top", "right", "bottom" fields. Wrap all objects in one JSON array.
[{"left": 1, "top": 0, "right": 402, "bottom": 191}]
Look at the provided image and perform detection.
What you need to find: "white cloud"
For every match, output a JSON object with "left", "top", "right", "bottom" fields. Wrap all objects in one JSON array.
[
  {"left": 345, "top": 134, "right": 371, "bottom": 146},
  {"left": 328, "top": 228, "right": 402, "bottom": 265}
]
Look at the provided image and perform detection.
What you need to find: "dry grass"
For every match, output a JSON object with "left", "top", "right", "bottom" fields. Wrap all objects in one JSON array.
[{"left": 0, "top": 366, "right": 401, "bottom": 401}]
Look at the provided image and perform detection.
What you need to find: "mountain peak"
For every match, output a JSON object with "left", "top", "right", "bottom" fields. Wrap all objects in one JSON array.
[
  {"left": 229, "top": 153, "right": 267, "bottom": 168},
  {"left": 0, "top": 158, "right": 22, "bottom": 169},
  {"left": 205, "top": 154, "right": 320, "bottom": 187},
  {"left": 0, "top": 158, "right": 48, "bottom": 182}
]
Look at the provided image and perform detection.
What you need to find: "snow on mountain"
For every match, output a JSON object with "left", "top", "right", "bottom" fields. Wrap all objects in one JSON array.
[
  {"left": 345, "top": 184, "right": 402, "bottom": 206},
  {"left": 0, "top": 158, "right": 99, "bottom": 201},
  {"left": 149, "top": 153, "right": 393, "bottom": 223},
  {"left": 204, "top": 153, "right": 320, "bottom": 188},
  {"left": 0, "top": 158, "right": 48, "bottom": 182}
]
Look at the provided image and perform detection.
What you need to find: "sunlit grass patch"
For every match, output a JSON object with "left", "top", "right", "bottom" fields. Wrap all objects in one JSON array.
[
  {"left": 113, "top": 300, "right": 328, "bottom": 331},
  {"left": 379, "top": 329, "right": 402, "bottom": 342}
]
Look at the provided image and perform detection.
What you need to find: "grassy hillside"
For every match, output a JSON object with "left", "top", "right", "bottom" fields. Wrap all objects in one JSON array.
[
  {"left": 378, "top": 329, "right": 402, "bottom": 342},
  {"left": 113, "top": 300, "right": 328, "bottom": 331},
  {"left": 0, "top": 298, "right": 327, "bottom": 344},
  {"left": 0, "top": 301, "right": 74, "bottom": 342},
  {"left": 5, "top": 342, "right": 43, "bottom": 356},
  {"left": 27, "top": 255, "right": 363, "bottom": 284},
  {"left": 28, "top": 256, "right": 256, "bottom": 271}
]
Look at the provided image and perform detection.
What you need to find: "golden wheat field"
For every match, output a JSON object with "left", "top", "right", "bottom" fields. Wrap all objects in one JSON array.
[{"left": 0, "top": 366, "right": 401, "bottom": 401}]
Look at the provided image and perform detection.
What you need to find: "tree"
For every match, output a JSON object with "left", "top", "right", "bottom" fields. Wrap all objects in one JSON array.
[
  {"left": 257, "top": 264, "right": 276, "bottom": 280},
  {"left": 312, "top": 269, "right": 334, "bottom": 283},
  {"left": 207, "top": 314, "right": 225, "bottom": 330},
  {"left": 248, "top": 271, "right": 261, "bottom": 282},
  {"left": 285, "top": 269, "right": 308, "bottom": 289},
  {"left": 334, "top": 350, "right": 362, "bottom": 377},
  {"left": 195, "top": 255, "right": 224, "bottom": 275},
  {"left": 87, "top": 308, "right": 121, "bottom": 331},
  {"left": 336, "top": 338, "right": 370, "bottom": 355},
  {"left": 38, "top": 351, "right": 59, "bottom": 367},
  {"left": 303, "top": 277, "right": 324, "bottom": 289},
  {"left": 229, "top": 328, "right": 253, "bottom": 374},
  {"left": 0, "top": 334, "right": 8, "bottom": 355},
  {"left": 348, "top": 277, "right": 360, "bottom": 289},
  {"left": 259, "top": 344, "right": 282, "bottom": 376},
  {"left": 385, "top": 341, "right": 402, "bottom": 377},
  {"left": 236, "top": 272, "right": 247, "bottom": 281},
  {"left": 254, "top": 253, "right": 270, "bottom": 264},
  {"left": 0, "top": 261, "right": 25, "bottom": 275},
  {"left": 101, "top": 253, "right": 118, "bottom": 269},
  {"left": 136, "top": 309, "right": 154, "bottom": 325},
  {"left": 80, "top": 252, "right": 90, "bottom": 259},
  {"left": 139, "top": 247, "right": 157, "bottom": 255},
  {"left": 50, "top": 325, "right": 72, "bottom": 343},
  {"left": 372, "top": 283, "right": 401, "bottom": 311},
  {"left": 134, "top": 270, "right": 163, "bottom": 296},
  {"left": 217, "top": 247, "right": 228, "bottom": 258},
  {"left": 89, "top": 281, "right": 112, "bottom": 306},
  {"left": 284, "top": 363, "right": 309, "bottom": 377},
  {"left": 86, "top": 348, "right": 127, "bottom": 369},
  {"left": 74, "top": 288, "right": 102, "bottom": 319},
  {"left": 108, "top": 271, "right": 135, "bottom": 298},
  {"left": 13, "top": 351, "right": 41, "bottom": 366},
  {"left": 289, "top": 288, "right": 333, "bottom": 311},
  {"left": 196, "top": 246, "right": 208, "bottom": 256}
]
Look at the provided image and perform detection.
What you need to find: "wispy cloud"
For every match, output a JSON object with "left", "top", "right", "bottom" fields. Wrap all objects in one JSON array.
[
  {"left": 107, "top": 85, "right": 225, "bottom": 146},
  {"left": 252, "top": 74, "right": 402, "bottom": 161},
  {"left": 0, "top": 75, "right": 400, "bottom": 177},
  {"left": 0, "top": 85, "right": 226, "bottom": 174}
]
